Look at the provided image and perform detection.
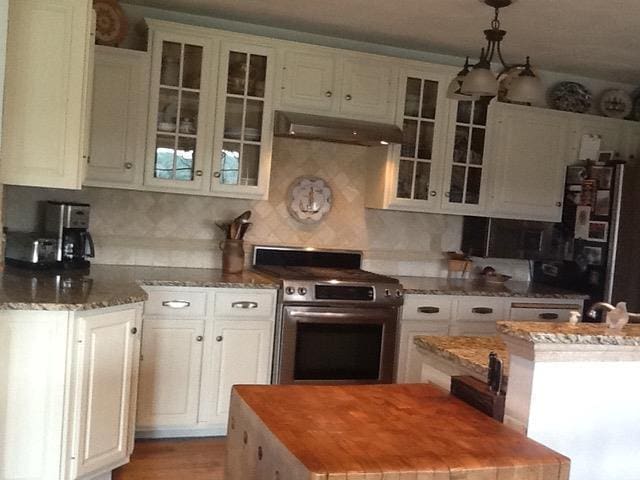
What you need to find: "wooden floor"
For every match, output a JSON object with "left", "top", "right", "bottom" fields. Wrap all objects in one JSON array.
[{"left": 113, "top": 438, "right": 226, "bottom": 480}]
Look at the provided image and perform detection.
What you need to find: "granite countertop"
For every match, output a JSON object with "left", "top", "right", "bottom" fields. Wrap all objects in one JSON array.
[
  {"left": 498, "top": 321, "right": 640, "bottom": 346},
  {"left": 0, "top": 265, "right": 278, "bottom": 311},
  {"left": 414, "top": 335, "right": 508, "bottom": 379},
  {"left": 397, "top": 276, "right": 587, "bottom": 299}
]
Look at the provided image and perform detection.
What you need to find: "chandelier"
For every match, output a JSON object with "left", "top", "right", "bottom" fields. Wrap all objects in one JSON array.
[{"left": 449, "top": 0, "right": 543, "bottom": 104}]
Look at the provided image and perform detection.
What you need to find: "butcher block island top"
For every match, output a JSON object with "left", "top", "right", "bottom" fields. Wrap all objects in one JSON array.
[{"left": 226, "top": 384, "right": 569, "bottom": 479}]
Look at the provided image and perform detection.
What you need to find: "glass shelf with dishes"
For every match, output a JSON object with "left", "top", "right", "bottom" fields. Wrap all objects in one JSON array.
[
  {"left": 211, "top": 43, "right": 275, "bottom": 198},
  {"left": 145, "top": 31, "right": 213, "bottom": 191}
]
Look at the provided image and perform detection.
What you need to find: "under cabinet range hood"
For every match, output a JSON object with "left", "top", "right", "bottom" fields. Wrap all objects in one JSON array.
[{"left": 273, "top": 111, "right": 403, "bottom": 147}]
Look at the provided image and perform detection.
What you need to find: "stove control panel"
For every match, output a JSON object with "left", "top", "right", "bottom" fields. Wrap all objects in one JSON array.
[{"left": 281, "top": 281, "right": 403, "bottom": 305}]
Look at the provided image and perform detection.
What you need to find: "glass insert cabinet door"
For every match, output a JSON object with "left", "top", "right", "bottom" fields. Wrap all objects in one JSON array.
[
  {"left": 444, "top": 99, "right": 489, "bottom": 207},
  {"left": 212, "top": 43, "right": 274, "bottom": 196},
  {"left": 394, "top": 74, "right": 443, "bottom": 205},
  {"left": 146, "top": 33, "right": 213, "bottom": 190}
]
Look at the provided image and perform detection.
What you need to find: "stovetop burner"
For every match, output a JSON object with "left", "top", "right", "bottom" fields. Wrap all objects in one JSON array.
[{"left": 252, "top": 246, "right": 403, "bottom": 305}]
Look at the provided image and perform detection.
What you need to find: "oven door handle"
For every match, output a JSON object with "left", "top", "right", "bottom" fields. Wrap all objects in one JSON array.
[{"left": 284, "top": 308, "right": 393, "bottom": 324}]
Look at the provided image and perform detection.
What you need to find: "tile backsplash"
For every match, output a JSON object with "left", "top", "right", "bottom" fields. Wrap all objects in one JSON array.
[{"left": 4, "top": 138, "right": 462, "bottom": 275}]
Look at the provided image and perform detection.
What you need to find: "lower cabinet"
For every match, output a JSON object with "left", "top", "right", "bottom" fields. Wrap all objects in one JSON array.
[
  {"left": 136, "top": 287, "right": 276, "bottom": 437},
  {"left": 395, "top": 293, "right": 584, "bottom": 384},
  {"left": 0, "top": 303, "right": 143, "bottom": 480}
]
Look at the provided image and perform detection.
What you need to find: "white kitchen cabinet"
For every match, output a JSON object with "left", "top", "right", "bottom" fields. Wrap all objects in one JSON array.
[
  {"left": 210, "top": 41, "right": 276, "bottom": 199},
  {"left": 205, "top": 319, "right": 273, "bottom": 425},
  {"left": 136, "top": 318, "right": 205, "bottom": 429},
  {"left": 508, "top": 298, "right": 584, "bottom": 322},
  {"left": 0, "top": 304, "right": 143, "bottom": 480},
  {"left": 85, "top": 46, "right": 149, "bottom": 188},
  {"left": 365, "top": 66, "right": 456, "bottom": 212},
  {"left": 144, "top": 22, "right": 217, "bottom": 193},
  {"left": 279, "top": 49, "right": 337, "bottom": 113},
  {"left": 1, "top": 0, "right": 94, "bottom": 190},
  {"left": 137, "top": 286, "right": 277, "bottom": 437},
  {"left": 487, "top": 103, "right": 571, "bottom": 222},
  {"left": 70, "top": 308, "right": 140, "bottom": 479},
  {"left": 278, "top": 47, "right": 396, "bottom": 123},
  {"left": 0, "top": 0, "right": 8, "bottom": 147}
]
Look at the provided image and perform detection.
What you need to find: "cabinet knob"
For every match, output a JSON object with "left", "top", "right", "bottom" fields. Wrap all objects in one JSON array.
[
  {"left": 124, "top": 162, "right": 133, "bottom": 170},
  {"left": 556, "top": 201, "right": 562, "bottom": 207},
  {"left": 444, "top": 192, "right": 450, "bottom": 198},
  {"left": 196, "top": 335, "right": 204, "bottom": 342},
  {"left": 258, "top": 446, "right": 263, "bottom": 461},
  {"left": 345, "top": 94, "right": 352, "bottom": 101},
  {"left": 131, "top": 327, "right": 138, "bottom": 335},
  {"left": 325, "top": 91, "right": 332, "bottom": 97},
  {"left": 195, "top": 170, "right": 203, "bottom": 177},
  {"left": 213, "top": 171, "right": 221, "bottom": 178},
  {"left": 216, "top": 335, "right": 223, "bottom": 342},
  {"left": 430, "top": 190, "right": 437, "bottom": 197}
]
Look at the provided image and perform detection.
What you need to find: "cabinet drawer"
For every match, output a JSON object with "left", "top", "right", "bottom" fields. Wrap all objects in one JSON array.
[
  {"left": 213, "top": 291, "right": 276, "bottom": 319},
  {"left": 144, "top": 289, "right": 207, "bottom": 318},
  {"left": 402, "top": 295, "right": 452, "bottom": 321},
  {"left": 455, "top": 298, "right": 506, "bottom": 322},
  {"left": 509, "top": 304, "right": 581, "bottom": 322}
]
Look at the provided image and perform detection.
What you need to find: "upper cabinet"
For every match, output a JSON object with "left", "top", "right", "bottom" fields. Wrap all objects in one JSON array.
[
  {"left": 86, "top": 46, "right": 149, "bottom": 188},
  {"left": 1, "top": 0, "right": 95, "bottom": 190},
  {"left": 144, "top": 26, "right": 217, "bottom": 193},
  {"left": 278, "top": 47, "right": 397, "bottom": 122},
  {"left": 210, "top": 42, "right": 275, "bottom": 199},
  {"left": 486, "top": 103, "right": 571, "bottom": 222}
]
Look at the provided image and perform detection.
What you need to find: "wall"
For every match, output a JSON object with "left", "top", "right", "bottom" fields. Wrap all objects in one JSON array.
[{"left": 3, "top": 138, "right": 462, "bottom": 275}]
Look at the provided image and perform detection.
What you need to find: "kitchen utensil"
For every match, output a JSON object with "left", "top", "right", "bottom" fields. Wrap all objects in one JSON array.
[{"left": 236, "top": 221, "right": 252, "bottom": 240}]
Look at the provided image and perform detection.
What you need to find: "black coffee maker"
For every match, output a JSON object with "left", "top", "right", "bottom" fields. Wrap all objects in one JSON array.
[{"left": 44, "top": 201, "right": 95, "bottom": 269}]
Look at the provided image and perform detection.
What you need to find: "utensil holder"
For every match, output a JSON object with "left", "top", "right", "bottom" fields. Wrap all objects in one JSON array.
[{"left": 221, "top": 239, "right": 244, "bottom": 274}]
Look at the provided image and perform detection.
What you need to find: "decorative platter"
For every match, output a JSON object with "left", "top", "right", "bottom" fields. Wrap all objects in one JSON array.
[
  {"left": 548, "top": 81, "right": 592, "bottom": 113},
  {"left": 287, "top": 176, "right": 332, "bottom": 224},
  {"left": 93, "top": 0, "right": 128, "bottom": 46},
  {"left": 599, "top": 89, "right": 632, "bottom": 119}
]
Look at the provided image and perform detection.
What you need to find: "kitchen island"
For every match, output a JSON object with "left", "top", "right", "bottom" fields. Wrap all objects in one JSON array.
[
  {"left": 414, "top": 323, "right": 640, "bottom": 480},
  {"left": 226, "top": 383, "right": 570, "bottom": 479}
]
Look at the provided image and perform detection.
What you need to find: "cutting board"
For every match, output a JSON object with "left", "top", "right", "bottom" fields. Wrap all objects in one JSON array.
[{"left": 225, "top": 383, "right": 570, "bottom": 479}]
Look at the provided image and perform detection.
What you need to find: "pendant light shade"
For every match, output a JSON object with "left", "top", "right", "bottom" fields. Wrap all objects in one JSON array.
[
  {"left": 505, "top": 57, "right": 544, "bottom": 105},
  {"left": 461, "top": 56, "right": 498, "bottom": 97},
  {"left": 447, "top": 57, "right": 480, "bottom": 100}
]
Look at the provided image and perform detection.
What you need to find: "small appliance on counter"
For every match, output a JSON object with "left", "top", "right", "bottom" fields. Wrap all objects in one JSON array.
[{"left": 5, "top": 201, "right": 95, "bottom": 270}]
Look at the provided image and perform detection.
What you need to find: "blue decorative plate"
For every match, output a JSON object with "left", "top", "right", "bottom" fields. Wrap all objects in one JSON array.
[{"left": 548, "top": 82, "right": 592, "bottom": 113}]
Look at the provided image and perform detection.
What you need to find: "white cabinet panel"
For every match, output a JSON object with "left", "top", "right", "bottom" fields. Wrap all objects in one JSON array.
[
  {"left": 396, "top": 320, "right": 449, "bottom": 383},
  {"left": 71, "top": 309, "right": 138, "bottom": 479},
  {"left": 206, "top": 320, "right": 273, "bottom": 425},
  {"left": 488, "top": 103, "right": 570, "bottom": 221},
  {"left": 137, "top": 318, "right": 205, "bottom": 428},
  {"left": 213, "top": 290, "right": 276, "bottom": 319},
  {"left": 280, "top": 49, "right": 336, "bottom": 112},
  {"left": 1, "top": 0, "right": 94, "bottom": 189},
  {"left": 144, "top": 288, "right": 208, "bottom": 318},
  {"left": 455, "top": 297, "right": 507, "bottom": 322},
  {"left": 86, "top": 46, "right": 149, "bottom": 187},
  {"left": 339, "top": 56, "right": 395, "bottom": 120},
  {"left": 401, "top": 294, "right": 452, "bottom": 321}
]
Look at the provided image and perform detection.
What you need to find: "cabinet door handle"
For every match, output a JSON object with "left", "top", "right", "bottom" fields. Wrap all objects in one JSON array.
[
  {"left": 539, "top": 312, "right": 559, "bottom": 320},
  {"left": 162, "top": 300, "right": 191, "bottom": 308},
  {"left": 216, "top": 335, "right": 223, "bottom": 342},
  {"left": 472, "top": 307, "right": 494, "bottom": 314},
  {"left": 124, "top": 162, "right": 133, "bottom": 170},
  {"left": 196, "top": 335, "right": 204, "bottom": 342},
  {"left": 418, "top": 306, "right": 440, "bottom": 314},
  {"left": 345, "top": 94, "right": 352, "bottom": 101},
  {"left": 213, "top": 171, "right": 221, "bottom": 178},
  {"left": 232, "top": 301, "right": 258, "bottom": 309},
  {"left": 131, "top": 327, "right": 138, "bottom": 335},
  {"left": 325, "top": 90, "right": 333, "bottom": 97},
  {"left": 430, "top": 190, "right": 437, "bottom": 197}
]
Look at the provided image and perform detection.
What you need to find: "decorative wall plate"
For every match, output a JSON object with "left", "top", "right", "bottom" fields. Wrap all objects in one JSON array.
[
  {"left": 599, "top": 89, "right": 632, "bottom": 119},
  {"left": 287, "top": 176, "right": 332, "bottom": 224},
  {"left": 548, "top": 81, "right": 592, "bottom": 113},
  {"left": 93, "top": 0, "right": 127, "bottom": 46}
]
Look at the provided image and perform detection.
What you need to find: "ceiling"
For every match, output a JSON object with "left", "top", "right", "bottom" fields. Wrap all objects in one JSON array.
[{"left": 126, "top": 0, "right": 640, "bottom": 84}]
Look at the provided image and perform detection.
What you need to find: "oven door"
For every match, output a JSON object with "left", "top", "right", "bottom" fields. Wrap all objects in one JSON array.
[{"left": 275, "top": 305, "right": 397, "bottom": 385}]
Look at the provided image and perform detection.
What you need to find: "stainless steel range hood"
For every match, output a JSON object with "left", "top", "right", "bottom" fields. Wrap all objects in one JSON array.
[{"left": 274, "top": 111, "right": 403, "bottom": 147}]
